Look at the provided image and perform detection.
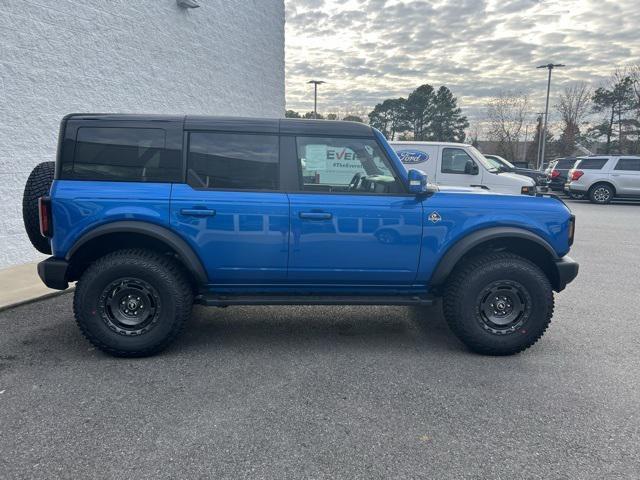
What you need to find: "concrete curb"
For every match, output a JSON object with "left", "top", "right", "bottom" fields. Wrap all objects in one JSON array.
[{"left": 0, "top": 287, "right": 74, "bottom": 313}]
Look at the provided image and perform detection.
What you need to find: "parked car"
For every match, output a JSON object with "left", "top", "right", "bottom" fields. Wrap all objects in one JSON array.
[
  {"left": 389, "top": 141, "right": 537, "bottom": 196},
  {"left": 545, "top": 157, "right": 578, "bottom": 191},
  {"left": 483, "top": 154, "right": 550, "bottom": 190},
  {"left": 24, "top": 114, "right": 578, "bottom": 358},
  {"left": 565, "top": 155, "right": 640, "bottom": 204}
]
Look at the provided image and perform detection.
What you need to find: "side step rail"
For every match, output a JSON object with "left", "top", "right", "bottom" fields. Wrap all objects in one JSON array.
[{"left": 196, "top": 294, "right": 435, "bottom": 307}]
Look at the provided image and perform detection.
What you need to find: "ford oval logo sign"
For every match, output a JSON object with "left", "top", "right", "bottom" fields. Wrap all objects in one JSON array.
[{"left": 397, "top": 149, "right": 429, "bottom": 164}]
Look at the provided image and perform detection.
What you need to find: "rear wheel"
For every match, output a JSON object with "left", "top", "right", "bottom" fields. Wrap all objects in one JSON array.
[
  {"left": 443, "top": 252, "right": 554, "bottom": 355},
  {"left": 589, "top": 183, "right": 613, "bottom": 204},
  {"left": 22, "top": 161, "right": 55, "bottom": 254},
  {"left": 73, "top": 249, "right": 193, "bottom": 357}
]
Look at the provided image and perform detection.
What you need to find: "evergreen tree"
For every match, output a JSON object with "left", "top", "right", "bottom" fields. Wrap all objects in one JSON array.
[
  {"left": 285, "top": 110, "right": 301, "bottom": 118},
  {"left": 406, "top": 84, "right": 436, "bottom": 140},
  {"left": 368, "top": 98, "right": 409, "bottom": 140},
  {"left": 428, "top": 86, "right": 469, "bottom": 142}
]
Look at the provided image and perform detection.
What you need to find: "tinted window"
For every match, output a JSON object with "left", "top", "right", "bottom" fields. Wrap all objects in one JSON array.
[
  {"left": 614, "top": 158, "right": 640, "bottom": 171},
  {"left": 73, "top": 127, "right": 179, "bottom": 182},
  {"left": 296, "top": 136, "right": 402, "bottom": 194},
  {"left": 187, "top": 132, "right": 279, "bottom": 190},
  {"left": 441, "top": 148, "right": 476, "bottom": 174},
  {"left": 556, "top": 159, "right": 577, "bottom": 169},
  {"left": 577, "top": 158, "right": 608, "bottom": 170}
]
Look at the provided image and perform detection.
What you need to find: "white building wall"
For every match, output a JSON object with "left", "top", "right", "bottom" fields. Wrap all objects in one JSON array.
[{"left": 0, "top": 0, "right": 285, "bottom": 269}]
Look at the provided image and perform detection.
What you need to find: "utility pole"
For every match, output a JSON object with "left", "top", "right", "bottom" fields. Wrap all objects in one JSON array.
[
  {"left": 536, "top": 63, "right": 565, "bottom": 169},
  {"left": 307, "top": 80, "right": 326, "bottom": 119}
]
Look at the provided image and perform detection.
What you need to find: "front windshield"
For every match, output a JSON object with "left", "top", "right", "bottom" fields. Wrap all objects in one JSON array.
[
  {"left": 469, "top": 146, "right": 500, "bottom": 173},
  {"left": 485, "top": 156, "right": 504, "bottom": 170}
]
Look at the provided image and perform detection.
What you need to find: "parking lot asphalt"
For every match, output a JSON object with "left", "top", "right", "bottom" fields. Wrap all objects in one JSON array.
[{"left": 1, "top": 198, "right": 639, "bottom": 479}]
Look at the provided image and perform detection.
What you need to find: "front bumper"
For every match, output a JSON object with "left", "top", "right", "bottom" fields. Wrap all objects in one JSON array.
[
  {"left": 37, "top": 257, "right": 69, "bottom": 290},
  {"left": 554, "top": 256, "right": 579, "bottom": 291}
]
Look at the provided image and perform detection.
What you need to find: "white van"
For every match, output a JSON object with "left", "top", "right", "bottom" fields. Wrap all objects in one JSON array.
[{"left": 389, "top": 141, "right": 536, "bottom": 195}]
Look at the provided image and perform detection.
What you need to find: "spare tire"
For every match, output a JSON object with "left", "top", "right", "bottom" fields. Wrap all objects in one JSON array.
[{"left": 22, "top": 161, "right": 55, "bottom": 254}]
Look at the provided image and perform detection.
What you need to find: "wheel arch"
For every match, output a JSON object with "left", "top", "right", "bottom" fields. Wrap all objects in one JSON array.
[
  {"left": 589, "top": 180, "right": 616, "bottom": 193},
  {"left": 65, "top": 221, "right": 208, "bottom": 286},
  {"left": 430, "top": 227, "right": 562, "bottom": 291}
]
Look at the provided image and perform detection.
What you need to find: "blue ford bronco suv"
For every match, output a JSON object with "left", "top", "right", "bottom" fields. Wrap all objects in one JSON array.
[{"left": 23, "top": 114, "right": 578, "bottom": 357}]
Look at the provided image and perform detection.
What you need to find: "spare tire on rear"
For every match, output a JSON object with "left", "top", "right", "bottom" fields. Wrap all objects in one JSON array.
[{"left": 22, "top": 161, "right": 55, "bottom": 254}]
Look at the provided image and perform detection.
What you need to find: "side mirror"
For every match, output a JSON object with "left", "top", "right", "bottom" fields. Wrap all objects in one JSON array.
[
  {"left": 465, "top": 160, "right": 479, "bottom": 175},
  {"left": 407, "top": 169, "right": 428, "bottom": 194}
]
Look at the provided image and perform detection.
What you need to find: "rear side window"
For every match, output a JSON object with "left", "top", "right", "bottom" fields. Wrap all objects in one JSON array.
[
  {"left": 577, "top": 158, "right": 608, "bottom": 170},
  {"left": 614, "top": 158, "right": 640, "bottom": 171},
  {"left": 187, "top": 132, "right": 279, "bottom": 190},
  {"left": 72, "top": 127, "right": 179, "bottom": 182},
  {"left": 556, "top": 159, "right": 577, "bottom": 169}
]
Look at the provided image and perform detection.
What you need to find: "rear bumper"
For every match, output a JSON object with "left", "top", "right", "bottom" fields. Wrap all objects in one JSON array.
[
  {"left": 564, "top": 183, "right": 587, "bottom": 193},
  {"left": 37, "top": 257, "right": 69, "bottom": 290},
  {"left": 554, "top": 256, "right": 579, "bottom": 291}
]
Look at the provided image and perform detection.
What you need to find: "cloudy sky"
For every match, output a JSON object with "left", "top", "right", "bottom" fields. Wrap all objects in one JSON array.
[{"left": 285, "top": 0, "right": 640, "bottom": 122}]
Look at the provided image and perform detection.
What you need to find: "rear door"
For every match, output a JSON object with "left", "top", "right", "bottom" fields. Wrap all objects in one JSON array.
[
  {"left": 171, "top": 129, "right": 289, "bottom": 284},
  {"left": 287, "top": 135, "right": 422, "bottom": 285},
  {"left": 611, "top": 158, "right": 640, "bottom": 195}
]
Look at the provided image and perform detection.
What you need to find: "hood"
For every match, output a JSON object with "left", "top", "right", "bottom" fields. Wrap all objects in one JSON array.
[
  {"left": 498, "top": 172, "right": 536, "bottom": 186},
  {"left": 436, "top": 185, "right": 493, "bottom": 194}
]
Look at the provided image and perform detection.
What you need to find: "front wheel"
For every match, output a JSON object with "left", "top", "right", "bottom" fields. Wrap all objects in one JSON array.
[
  {"left": 73, "top": 249, "right": 193, "bottom": 357},
  {"left": 443, "top": 252, "right": 554, "bottom": 355}
]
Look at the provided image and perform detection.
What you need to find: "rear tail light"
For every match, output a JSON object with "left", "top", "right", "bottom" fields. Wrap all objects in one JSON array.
[
  {"left": 570, "top": 170, "right": 584, "bottom": 181},
  {"left": 38, "top": 196, "right": 53, "bottom": 237},
  {"left": 551, "top": 169, "right": 560, "bottom": 179}
]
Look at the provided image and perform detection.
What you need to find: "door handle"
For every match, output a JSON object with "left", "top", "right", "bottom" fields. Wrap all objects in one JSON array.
[
  {"left": 299, "top": 212, "right": 332, "bottom": 220},
  {"left": 180, "top": 208, "right": 216, "bottom": 217}
]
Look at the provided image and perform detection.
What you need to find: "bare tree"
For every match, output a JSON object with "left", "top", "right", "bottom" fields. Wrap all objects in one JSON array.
[
  {"left": 555, "top": 82, "right": 591, "bottom": 155},
  {"left": 628, "top": 65, "right": 640, "bottom": 153},
  {"left": 486, "top": 92, "right": 529, "bottom": 162}
]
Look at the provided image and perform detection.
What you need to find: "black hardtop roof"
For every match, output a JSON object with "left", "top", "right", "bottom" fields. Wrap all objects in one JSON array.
[{"left": 65, "top": 114, "right": 375, "bottom": 137}]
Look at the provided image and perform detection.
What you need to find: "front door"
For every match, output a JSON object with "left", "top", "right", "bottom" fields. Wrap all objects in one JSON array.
[
  {"left": 435, "top": 146, "right": 483, "bottom": 189},
  {"left": 288, "top": 135, "right": 423, "bottom": 285},
  {"left": 171, "top": 131, "right": 289, "bottom": 284}
]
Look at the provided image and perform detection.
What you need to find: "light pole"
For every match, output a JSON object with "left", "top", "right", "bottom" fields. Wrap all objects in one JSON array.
[
  {"left": 536, "top": 63, "right": 565, "bottom": 169},
  {"left": 521, "top": 123, "right": 529, "bottom": 164},
  {"left": 535, "top": 112, "right": 544, "bottom": 169},
  {"left": 307, "top": 80, "right": 325, "bottom": 119}
]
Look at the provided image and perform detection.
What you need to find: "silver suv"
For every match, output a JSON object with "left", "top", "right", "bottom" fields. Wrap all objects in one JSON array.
[{"left": 565, "top": 156, "right": 640, "bottom": 204}]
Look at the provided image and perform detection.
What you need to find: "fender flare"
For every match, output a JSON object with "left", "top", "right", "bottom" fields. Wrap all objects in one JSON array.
[
  {"left": 66, "top": 221, "right": 208, "bottom": 285},
  {"left": 430, "top": 227, "right": 559, "bottom": 286}
]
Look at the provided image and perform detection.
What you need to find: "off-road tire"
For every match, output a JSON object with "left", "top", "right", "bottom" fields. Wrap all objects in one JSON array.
[
  {"left": 443, "top": 252, "right": 554, "bottom": 356},
  {"left": 22, "top": 161, "right": 55, "bottom": 254},
  {"left": 73, "top": 249, "right": 193, "bottom": 357},
  {"left": 588, "top": 183, "right": 614, "bottom": 204}
]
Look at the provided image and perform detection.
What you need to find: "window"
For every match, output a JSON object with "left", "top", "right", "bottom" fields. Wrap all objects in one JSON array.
[
  {"left": 556, "top": 159, "right": 577, "bottom": 169},
  {"left": 187, "top": 132, "right": 279, "bottom": 190},
  {"left": 577, "top": 158, "right": 608, "bottom": 170},
  {"left": 441, "top": 148, "right": 476, "bottom": 174},
  {"left": 73, "top": 127, "right": 179, "bottom": 182},
  {"left": 614, "top": 158, "right": 640, "bottom": 171},
  {"left": 295, "top": 136, "right": 402, "bottom": 194}
]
